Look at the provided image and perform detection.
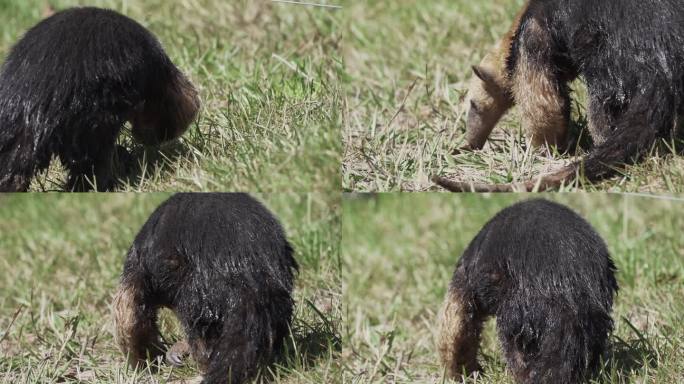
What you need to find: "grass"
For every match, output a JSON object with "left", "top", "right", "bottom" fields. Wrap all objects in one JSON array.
[
  {"left": 342, "top": 194, "right": 684, "bottom": 383},
  {"left": 0, "top": 193, "right": 342, "bottom": 383},
  {"left": 341, "top": 0, "right": 684, "bottom": 192},
  {"left": 0, "top": 0, "right": 343, "bottom": 193}
]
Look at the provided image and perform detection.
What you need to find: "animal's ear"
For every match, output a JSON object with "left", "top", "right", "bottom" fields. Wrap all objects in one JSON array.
[{"left": 472, "top": 65, "right": 499, "bottom": 84}]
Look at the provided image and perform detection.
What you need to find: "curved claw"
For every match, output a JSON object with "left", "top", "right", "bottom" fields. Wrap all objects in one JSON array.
[{"left": 166, "top": 340, "right": 191, "bottom": 367}]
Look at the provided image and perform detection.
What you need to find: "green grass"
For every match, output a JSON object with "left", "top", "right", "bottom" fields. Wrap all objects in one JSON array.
[
  {"left": 0, "top": 193, "right": 342, "bottom": 383},
  {"left": 342, "top": 194, "right": 684, "bottom": 383},
  {"left": 0, "top": 0, "right": 343, "bottom": 192},
  {"left": 341, "top": 0, "right": 684, "bottom": 192}
]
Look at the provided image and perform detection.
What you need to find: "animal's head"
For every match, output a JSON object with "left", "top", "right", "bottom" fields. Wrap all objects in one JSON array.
[
  {"left": 464, "top": 60, "right": 514, "bottom": 150},
  {"left": 131, "top": 72, "right": 200, "bottom": 146}
]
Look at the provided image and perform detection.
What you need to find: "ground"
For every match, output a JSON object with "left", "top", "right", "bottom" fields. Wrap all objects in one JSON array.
[
  {"left": 0, "top": 193, "right": 341, "bottom": 383},
  {"left": 342, "top": 194, "right": 684, "bottom": 383},
  {"left": 0, "top": 0, "right": 342, "bottom": 192},
  {"left": 341, "top": 0, "right": 684, "bottom": 192}
]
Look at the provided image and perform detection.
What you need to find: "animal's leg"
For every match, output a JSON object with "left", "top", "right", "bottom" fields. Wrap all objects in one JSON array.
[
  {"left": 112, "top": 281, "right": 165, "bottom": 367},
  {"left": 436, "top": 269, "right": 484, "bottom": 379},
  {"left": 0, "top": 127, "right": 42, "bottom": 191},
  {"left": 61, "top": 126, "right": 119, "bottom": 191},
  {"left": 586, "top": 92, "right": 615, "bottom": 146},
  {"left": 92, "top": 142, "right": 117, "bottom": 191},
  {"left": 512, "top": 19, "right": 570, "bottom": 149},
  {"left": 0, "top": 170, "right": 32, "bottom": 192}
]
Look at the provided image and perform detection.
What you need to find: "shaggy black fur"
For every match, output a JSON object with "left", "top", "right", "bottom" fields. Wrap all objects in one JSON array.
[
  {"left": 0, "top": 7, "right": 199, "bottom": 191},
  {"left": 113, "top": 193, "right": 298, "bottom": 384},
  {"left": 437, "top": 199, "right": 618, "bottom": 383},
  {"left": 435, "top": 0, "right": 684, "bottom": 191}
]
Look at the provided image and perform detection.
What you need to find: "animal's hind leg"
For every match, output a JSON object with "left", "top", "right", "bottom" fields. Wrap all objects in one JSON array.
[
  {"left": 91, "top": 141, "right": 118, "bottom": 191},
  {"left": 112, "top": 281, "right": 165, "bottom": 367},
  {"left": 61, "top": 126, "right": 119, "bottom": 191},
  {"left": 436, "top": 276, "right": 484, "bottom": 379},
  {"left": 0, "top": 128, "right": 45, "bottom": 191},
  {"left": 512, "top": 19, "right": 571, "bottom": 150},
  {"left": 0, "top": 171, "right": 32, "bottom": 192},
  {"left": 585, "top": 92, "right": 617, "bottom": 146}
]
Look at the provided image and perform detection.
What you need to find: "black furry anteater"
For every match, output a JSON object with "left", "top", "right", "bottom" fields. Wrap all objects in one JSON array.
[
  {"left": 113, "top": 193, "right": 298, "bottom": 384},
  {"left": 434, "top": 0, "right": 684, "bottom": 191},
  {"left": 0, "top": 7, "right": 199, "bottom": 191},
  {"left": 437, "top": 199, "right": 618, "bottom": 383}
]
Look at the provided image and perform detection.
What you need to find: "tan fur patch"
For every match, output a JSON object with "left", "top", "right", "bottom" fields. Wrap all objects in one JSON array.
[
  {"left": 436, "top": 287, "right": 481, "bottom": 379},
  {"left": 112, "top": 283, "right": 139, "bottom": 364},
  {"left": 111, "top": 283, "right": 163, "bottom": 367},
  {"left": 511, "top": 18, "right": 569, "bottom": 148}
]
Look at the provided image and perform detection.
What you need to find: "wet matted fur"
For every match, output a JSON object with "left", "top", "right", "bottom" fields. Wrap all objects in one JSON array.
[
  {"left": 112, "top": 193, "right": 298, "bottom": 384},
  {"left": 434, "top": 0, "right": 684, "bottom": 191},
  {"left": 0, "top": 7, "right": 199, "bottom": 191},
  {"left": 437, "top": 199, "right": 618, "bottom": 383}
]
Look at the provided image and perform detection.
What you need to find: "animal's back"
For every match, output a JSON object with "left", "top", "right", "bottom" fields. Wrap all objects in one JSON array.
[
  {"left": 461, "top": 199, "right": 616, "bottom": 310},
  {"left": 466, "top": 199, "right": 605, "bottom": 264},
  {"left": 0, "top": 7, "right": 167, "bottom": 121},
  {"left": 133, "top": 193, "right": 297, "bottom": 291},
  {"left": 537, "top": 0, "right": 684, "bottom": 87}
]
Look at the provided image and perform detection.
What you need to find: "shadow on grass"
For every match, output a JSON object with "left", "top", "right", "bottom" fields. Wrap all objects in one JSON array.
[
  {"left": 269, "top": 299, "right": 341, "bottom": 380},
  {"left": 149, "top": 298, "right": 341, "bottom": 383},
  {"left": 599, "top": 317, "right": 659, "bottom": 382},
  {"left": 113, "top": 137, "right": 191, "bottom": 189}
]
